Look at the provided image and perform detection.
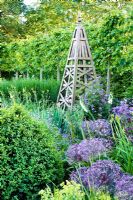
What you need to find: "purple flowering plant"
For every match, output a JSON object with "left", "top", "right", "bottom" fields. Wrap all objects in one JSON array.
[
  {"left": 82, "top": 119, "right": 112, "bottom": 138},
  {"left": 70, "top": 160, "right": 124, "bottom": 195},
  {"left": 66, "top": 138, "right": 113, "bottom": 164},
  {"left": 115, "top": 174, "right": 133, "bottom": 200},
  {"left": 81, "top": 77, "right": 112, "bottom": 120},
  {"left": 112, "top": 100, "right": 133, "bottom": 137}
]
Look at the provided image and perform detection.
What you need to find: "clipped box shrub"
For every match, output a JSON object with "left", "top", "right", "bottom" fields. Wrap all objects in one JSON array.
[{"left": 0, "top": 104, "right": 64, "bottom": 200}]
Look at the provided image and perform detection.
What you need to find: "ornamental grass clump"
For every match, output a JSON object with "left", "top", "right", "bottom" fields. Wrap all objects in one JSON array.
[
  {"left": 110, "top": 116, "right": 133, "bottom": 174},
  {"left": 115, "top": 174, "right": 133, "bottom": 200},
  {"left": 0, "top": 104, "right": 64, "bottom": 200},
  {"left": 66, "top": 138, "right": 113, "bottom": 164},
  {"left": 82, "top": 119, "right": 112, "bottom": 138},
  {"left": 70, "top": 160, "right": 123, "bottom": 195}
]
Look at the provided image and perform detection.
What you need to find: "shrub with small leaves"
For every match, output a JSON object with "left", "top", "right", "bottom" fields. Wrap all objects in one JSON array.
[{"left": 0, "top": 104, "right": 64, "bottom": 200}]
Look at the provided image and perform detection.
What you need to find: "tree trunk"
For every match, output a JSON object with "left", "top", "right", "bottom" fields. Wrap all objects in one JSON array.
[
  {"left": 40, "top": 68, "right": 43, "bottom": 80},
  {"left": 23, "top": 73, "right": 26, "bottom": 78},
  {"left": 15, "top": 71, "right": 19, "bottom": 79},
  {"left": 106, "top": 67, "right": 110, "bottom": 96},
  {"left": 27, "top": 71, "right": 29, "bottom": 79},
  {"left": 57, "top": 66, "right": 60, "bottom": 81},
  {"left": 82, "top": 0, "right": 85, "bottom": 6}
]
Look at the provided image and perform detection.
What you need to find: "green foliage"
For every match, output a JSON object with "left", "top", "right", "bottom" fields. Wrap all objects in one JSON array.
[
  {"left": 80, "top": 79, "right": 112, "bottom": 120},
  {"left": 39, "top": 180, "right": 113, "bottom": 200},
  {"left": 89, "top": 189, "right": 113, "bottom": 200},
  {"left": 110, "top": 116, "right": 133, "bottom": 174},
  {"left": 88, "top": 11, "right": 133, "bottom": 98},
  {"left": 1, "top": 1, "right": 133, "bottom": 97},
  {"left": 39, "top": 181, "right": 85, "bottom": 200},
  {"left": 0, "top": 104, "right": 64, "bottom": 199},
  {"left": 44, "top": 105, "right": 84, "bottom": 140},
  {"left": 0, "top": 78, "right": 60, "bottom": 103},
  {"left": 0, "top": 0, "right": 25, "bottom": 42}
]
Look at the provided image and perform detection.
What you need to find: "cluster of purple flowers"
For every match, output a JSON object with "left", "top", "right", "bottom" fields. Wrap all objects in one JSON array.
[
  {"left": 66, "top": 138, "right": 113, "bottom": 164},
  {"left": 70, "top": 160, "right": 123, "bottom": 194},
  {"left": 113, "top": 101, "right": 133, "bottom": 137},
  {"left": 82, "top": 77, "right": 111, "bottom": 119},
  {"left": 115, "top": 174, "right": 133, "bottom": 200},
  {"left": 82, "top": 119, "right": 112, "bottom": 137},
  {"left": 112, "top": 100, "right": 133, "bottom": 121},
  {"left": 70, "top": 160, "right": 133, "bottom": 198}
]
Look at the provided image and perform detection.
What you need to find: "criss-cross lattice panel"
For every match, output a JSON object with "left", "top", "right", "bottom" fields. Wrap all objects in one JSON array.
[{"left": 57, "top": 15, "right": 96, "bottom": 109}]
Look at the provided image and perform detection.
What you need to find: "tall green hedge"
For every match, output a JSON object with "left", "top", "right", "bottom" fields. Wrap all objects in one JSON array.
[
  {"left": 1, "top": 7, "right": 132, "bottom": 98},
  {"left": 0, "top": 79, "right": 60, "bottom": 103}
]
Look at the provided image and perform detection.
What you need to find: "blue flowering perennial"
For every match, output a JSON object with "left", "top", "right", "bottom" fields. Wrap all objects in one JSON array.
[
  {"left": 70, "top": 160, "right": 123, "bottom": 195},
  {"left": 82, "top": 119, "right": 112, "bottom": 137},
  {"left": 66, "top": 138, "right": 113, "bottom": 164},
  {"left": 113, "top": 100, "right": 133, "bottom": 121},
  {"left": 115, "top": 174, "right": 133, "bottom": 200},
  {"left": 112, "top": 100, "right": 133, "bottom": 137}
]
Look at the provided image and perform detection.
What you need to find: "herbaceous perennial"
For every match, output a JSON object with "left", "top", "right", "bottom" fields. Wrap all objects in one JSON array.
[
  {"left": 70, "top": 160, "right": 123, "bottom": 195},
  {"left": 66, "top": 139, "right": 113, "bottom": 164},
  {"left": 82, "top": 119, "right": 112, "bottom": 137},
  {"left": 115, "top": 174, "right": 133, "bottom": 200}
]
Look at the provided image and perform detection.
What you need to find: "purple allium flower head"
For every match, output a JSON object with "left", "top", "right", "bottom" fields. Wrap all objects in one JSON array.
[
  {"left": 113, "top": 100, "right": 133, "bottom": 121},
  {"left": 115, "top": 174, "right": 133, "bottom": 200},
  {"left": 66, "top": 138, "right": 113, "bottom": 164},
  {"left": 66, "top": 144, "right": 80, "bottom": 163},
  {"left": 128, "top": 135, "right": 133, "bottom": 143},
  {"left": 70, "top": 167, "right": 87, "bottom": 183},
  {"left": 113, "top": 101, "right": 133, "bottom": 136},
  {"left": 70, "top": 160, "right": 123, "bottom": 194},
  {"left": 81, "top": 120, "right": 89, "bottom": 134},
  {"left": 83, "top": 119, "right": 112, "bottom": 137}
]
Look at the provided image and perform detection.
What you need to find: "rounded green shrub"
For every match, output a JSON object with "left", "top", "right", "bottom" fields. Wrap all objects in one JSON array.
[{"left": 0, "top": 104, "right": 64, "bottom": 200}]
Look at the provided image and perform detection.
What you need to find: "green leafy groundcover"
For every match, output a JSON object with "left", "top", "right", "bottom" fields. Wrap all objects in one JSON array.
[{"left": 0, "top": 104, "right": 64, "bottom": 200}]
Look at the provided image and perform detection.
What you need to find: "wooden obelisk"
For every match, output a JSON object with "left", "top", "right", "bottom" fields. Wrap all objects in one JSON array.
[{"left": 57, "top": 14, "right": 96, "bottom": 109}]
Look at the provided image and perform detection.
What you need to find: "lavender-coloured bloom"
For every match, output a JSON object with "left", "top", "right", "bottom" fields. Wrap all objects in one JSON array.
[
  {"left": 70, "top": 167, "right": 87, "bottom": 183},
  {"left": 115, "top": 174, "right": 133, "bottom": 200},
  {"left": 113, "top": 101, "right": 133, "bottom": 121},
  {"left": 128, "top": 135, "right": 133, "bottom": 143},
  {"left": 77, "top": 138, "right": 112, "bottom": 162},
  {"left": 66, "top": 138, "right": 113, "bottom": 164},
  {"left": 113, "top": 101, "right": 133, "bottom": 136},
  {"left": 66, "top": 144, "right": 80, "bottom": 164},
  {"left": 82, "top": 119, "right": 112, "bottom": 137},
  {"left": 81, "top": 120, "right": 89, "bottom": 134},
  {"left": 70, "top": 160, "right": 123, "bottom": 194}
]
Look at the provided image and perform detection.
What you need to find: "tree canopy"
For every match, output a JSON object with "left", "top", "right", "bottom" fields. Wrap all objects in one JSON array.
[{"left": 0, "top": 0, "right": 133, "bottom": 98}]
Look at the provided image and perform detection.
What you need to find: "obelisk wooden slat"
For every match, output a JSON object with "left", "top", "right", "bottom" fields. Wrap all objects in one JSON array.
[{"left": 57, "top": 15, "right": 96, "bottom": 109}]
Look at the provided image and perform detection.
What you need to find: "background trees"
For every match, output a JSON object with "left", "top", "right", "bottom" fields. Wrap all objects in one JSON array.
[{"left": 0, "top": 0, "right": 133, "bottom": 98}]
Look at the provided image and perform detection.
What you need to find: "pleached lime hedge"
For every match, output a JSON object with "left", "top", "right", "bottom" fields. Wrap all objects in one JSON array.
[
  {"left": 0, "top": 79, "right": 60, "bottom": 104},
  {"left": 0, "top": 104, "right": 64, "bottom": 200}
]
